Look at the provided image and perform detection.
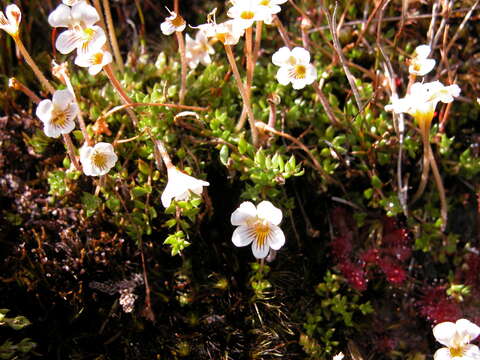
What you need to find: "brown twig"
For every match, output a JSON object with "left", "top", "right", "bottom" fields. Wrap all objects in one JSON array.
[
  {"left": 323, "top": 2, "right": 364, "bottom": 112},
  {"left": 9, "top": 77, "right": 41, "bottom": 104},
  {"left": 103, "top": 0, "right": 124, "bottom": 72}
]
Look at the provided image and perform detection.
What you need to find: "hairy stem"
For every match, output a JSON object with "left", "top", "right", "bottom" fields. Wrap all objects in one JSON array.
[
  {"left": 103, "top": 64, "right": 139, "bottom": 126},
  {"left": 63, "top": 133, "right": 81, "bottom": 171},
  {"left": 427, "top": 141, "right": 448, "bottom": 230},
  {"left": 103, "top": 0, "right": 124, "bottom": 72},
  {"left": 224, "top": 45, "right": 258, "bottom": 147},
  {"left": 175, "top": 31, "right": 187, "bottom": 104},
  {"left": 14, "top": 37, "right": 55, "bottom": 94}
]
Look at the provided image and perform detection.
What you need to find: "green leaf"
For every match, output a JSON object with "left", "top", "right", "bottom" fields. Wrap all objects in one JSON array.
[{"left": 81, "top": 192, "right": 102, "bottom": 218}]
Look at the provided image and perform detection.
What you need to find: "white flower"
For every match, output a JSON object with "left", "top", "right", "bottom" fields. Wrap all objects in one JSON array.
[
  {"left": 74, "top": 48, "right": 112, "bottom": 75},
  {"left": 0, "top": 4, "right": 21, "bottom": 37},
  {"left": 185, "top": 30, "right": 215, "bottom": 69},
  {"left": 199, "top": 20, "right": 245, "bottom": 46},
  {"left": 256, "top": 0, "right": 288, "bottom": 24},
  {"left": 161, "top": 167, "right": 210, "bottom": 208},
  {"left": 231, "top": 201, "right": 286, "bottom": 259},
  {"left": 433, "top": 319, "right": 480, "bottom": 360},
  {"left": 160, "top": 9, "right": 186, "bottom": 36},
  {"left": 227, "top": 0, "right": 269, "bottom": 29},
  {"left": 409, "top": 44, "right": 436, "bottom": 76},
  {"left": 333, "top": 353, "right": 344, "bottom": 360},
  {"left": 385, "top": 81, "right": 461, "bottom": 123},
  {"left": 272, "top": 46, "right": 317, "bottom": 90},
  {"left": 48, "top": 2, "right": 105, "bottom": 55},
  {"left": 80, "top": 142, "right": 118, "bottom": 176},
  {"left": 36, "top": 89, "right": 78, "bottom": 138}
]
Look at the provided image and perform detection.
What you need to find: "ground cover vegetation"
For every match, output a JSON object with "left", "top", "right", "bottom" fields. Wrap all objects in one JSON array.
[{"left": 1, "top": 0, "right": 480, "bottom": 359}]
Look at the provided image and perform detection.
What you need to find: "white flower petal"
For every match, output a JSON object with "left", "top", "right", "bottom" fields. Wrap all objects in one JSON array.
[
  {"left": 161, "top": 167, "right": 209, "bottom": 208},
  {"left": 463, "top": 344, "right": 480, "bottom": 359},
  {"left": 231, "top": 201, "right": 257, "bottom": 225},
  {"left": 161, "top": 21, "right": 176, "bottom": 36},
  {"left": 252, "top": 238, "right": 270, "bottom": 259},
  {"left": 53, "top": 89, "right": 74, "bottom": 110},
  {"left": 291, "top": 46, "right": 311, "bottom": 64},
  {"left": 414, "top": 44, "right": 431, "bottom": 59},
  {"left": 256, "top": 201, "right": 282, "bottom": 225},
  {"left": 433, "top": 347, "right": 452, "bottom": 360},
  {"left": 71, "top": 2, "right": 99, "bottom": 27},
  {"left": 48, "top": 4, "right": 71, "bottom": 28},
  {"left": 56, "top": 29, "right": 82, "bottom": 54},
  {"left": 78, "top": 25, "right": 106, "bottom": 55},
  {"left": 272, "top": 47, "right": 291, "bottom": 67},
  {"left": 433, "top": 321, "right": 458, "bottom": 347},
  {"left": 456, "top": 319, "right": 480, "bottom": 343},
  {"left": 88, "top": 64, "right": 103, "bottom": 75},
  {"left": 35, "top": 100, "right": 53, "bottom": 123},
  {"left": 6, "top": 4, "right": 21, "bottom": 28},
  {"left": 276, "top": 66, "right": 291, "bottom": 85},
  {"left": 268, "top": 224, "right": 285, "bottom": 250},
  {"left": 232, "top": 225, "right": 255, "bottom": 247},
  {"left": 292, "top": 77, "right": 308, "bottom": 90}
]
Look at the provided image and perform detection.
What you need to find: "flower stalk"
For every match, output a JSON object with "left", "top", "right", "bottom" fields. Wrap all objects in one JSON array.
[
  {"left": 175, "top": 31, "right": 187, "bottom": 104},
  {"left": 224, "top": 44, "right": 258, "bottom": 147},
  {"left": 60, "top": 68, "right": 92, "bottom": 146},
  {"left": 102, "top": 0, "right": 124, "bottom": 72},
  {"left": 63, "top": 133, "right": 81, "bottom": 171},
  {"left": 14, "top": 36, "right": 55, "bottom": 94}
]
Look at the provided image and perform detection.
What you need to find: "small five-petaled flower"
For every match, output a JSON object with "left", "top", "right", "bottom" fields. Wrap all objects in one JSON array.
[
  {"left": 36, "top": 89, "right": 79, "bottom": 138},
  {"left": 80, "top": 142, "right": 118, "bottom": 177},
  {"left": 272, "top": 46, "right": 317, "bottom": 90},
  {"left": 161, "top": 167, "right": 210, "bottom": 208},
  {"left": 433, "top": 318, "right": 480, "bottom": 360},
  {"left": 409, "top": 44, "right": 436, "bottom": 76},
  {"left": 231, "top": 201, "right": 285, "bottom": 259}
]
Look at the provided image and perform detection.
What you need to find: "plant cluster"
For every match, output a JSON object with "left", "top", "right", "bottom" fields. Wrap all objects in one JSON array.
[{"left": 0, "top": 0, "right": 480, "bottom": 359}]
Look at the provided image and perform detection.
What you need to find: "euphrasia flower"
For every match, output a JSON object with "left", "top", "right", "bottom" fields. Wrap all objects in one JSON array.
[
  {"left": 75, "top": 48, "right": 112, "bottom": 75},
  {"left": 0, "top": 4, "right": 21, "bottom": 38},
  {"left": 333, "top": 353, "right": 344, "bottom": 360},
  {"left": 409, "top": 44, "right": 436, "bottom": 76},
  {"left": 161, "top": 167, "right": 210, "bottom": 208},
  {"left": 272, "top": 46, "right": 317, "bottom": 89},
  {"left": 80, "top": 142, "right": 118, "bottom": 176},
  {"left": 36, "top": 89, "right": 78, "bottom": 138},
  {"left": 231, "top": 201, "right": 285, "bottom": 259},
  {"left": 185, "top": 30, "right": 215, "bottom": 69},
  {"left": 385, "top": 81, "right": 461, "bottom": 125},
  {"left": 433, "top": 319, "right": 480, "bottom": 360},
  {"left": 227, "top": 0, "right": 269, "bottom": 29},
  {"left": 160, "top": 9, "right": 186, "bottom": 36},
  {"left": 256, "top": 0, "right": 288, "bottom": 24},
  {"left": 48, "top": 2, "right": 106, "bottom": 55},
  {"left": 199, "top": 20, "right": 245, "bottom": 46}
]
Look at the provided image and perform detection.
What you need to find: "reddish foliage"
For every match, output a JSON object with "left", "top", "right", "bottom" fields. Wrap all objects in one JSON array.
[
  {"left": 418, "top": 286, "right": 462, "bottom": 323},
  {"left": 330, "top": 208, "right": 412, "bottom": 290}
]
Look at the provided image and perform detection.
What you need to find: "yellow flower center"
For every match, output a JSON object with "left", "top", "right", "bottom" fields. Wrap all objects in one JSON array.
[
  {"left": 254, "top": 221, "right": 271, "bottom": 248},
  {"left": 81, "top": 27, "right": 96, "bottom": 52},
  {"left": 259, "top": 0, "right": 270, "bottom": 5},
  {"left": 215, "top": 33, "right": 227, "bottom": 44},
  {"left": 240, "top": 11, "right": 255, "bottom": 20},
  {"left": 450, "top": 346, "right": 464, "bottom": 357},
  {"left": 51, "top": 107, "right": 68, "bottom": 128},
  {"left": 171, "top": 15, "right": 185, "bottom": 28},
  {"left": 91, "top": 52, "right": 104, "bottom": 65},
  {"left": 289, "top": 65, "right": 307, "bottom": 79},
  {"left": 91, "top": 151, "right": 108, "bottom": 170}
]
